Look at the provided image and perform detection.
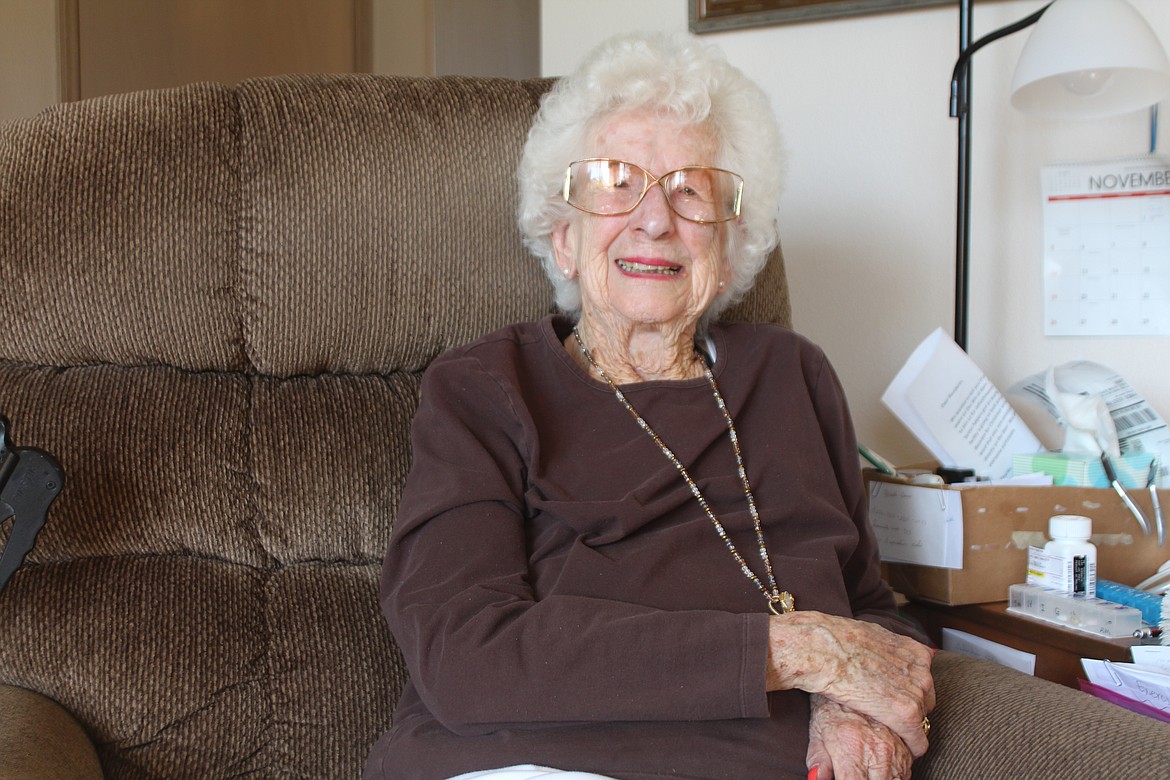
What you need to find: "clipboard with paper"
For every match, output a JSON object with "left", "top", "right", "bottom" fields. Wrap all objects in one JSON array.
[{"left": 1081, "top": 659, "right": 1170, "bottom": 715}]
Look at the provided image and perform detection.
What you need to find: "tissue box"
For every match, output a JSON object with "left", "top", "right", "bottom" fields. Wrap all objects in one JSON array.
[
  {"left": 869, "top": 470, "right": 1167, "bottom": 605},
  {"left": 1012, "top": 451, "right": 1155, "bottom": 488}
]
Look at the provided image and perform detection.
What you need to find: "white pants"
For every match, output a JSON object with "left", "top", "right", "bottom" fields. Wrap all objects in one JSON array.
[{"left": 448, "top": 765, "right": 619, "bottom": 780}]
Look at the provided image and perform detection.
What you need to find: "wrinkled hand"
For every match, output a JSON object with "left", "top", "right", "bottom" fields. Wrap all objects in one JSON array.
[
  {"left": 765, "top": 611, "right": 935, "bottom": 756},
  {"left": 806, "top": 695, "right": 914, "bottom": 780}
]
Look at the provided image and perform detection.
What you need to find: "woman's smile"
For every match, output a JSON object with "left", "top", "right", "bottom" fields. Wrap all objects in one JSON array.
[{"left": 614, "top": 257, "right": 684, "bottom": 278}]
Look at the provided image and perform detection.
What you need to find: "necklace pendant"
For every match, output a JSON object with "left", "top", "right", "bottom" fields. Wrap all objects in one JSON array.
[{"left": 768, "top": 591, "right": 795, "bottom": 615}]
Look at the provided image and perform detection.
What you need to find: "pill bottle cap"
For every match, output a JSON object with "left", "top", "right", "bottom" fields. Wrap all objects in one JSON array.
[{"left": 1049, "top": 514, "right": 1092, "bottom": 540}]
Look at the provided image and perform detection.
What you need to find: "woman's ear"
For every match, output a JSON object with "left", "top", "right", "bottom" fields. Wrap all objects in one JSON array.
[
  {"left": 718, "top": 252, "right": 734, "bottom": 290},
  {"left": 717, "top": 219, "right": 745, "bottom": 290},
  {"left": 551, "top": 222, "right": 575, "bottom": 279}
]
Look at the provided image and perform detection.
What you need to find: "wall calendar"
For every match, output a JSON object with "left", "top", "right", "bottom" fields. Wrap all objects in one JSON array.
[{"left": 1042, "top": 156, "right": 1170, "bottom": 336}]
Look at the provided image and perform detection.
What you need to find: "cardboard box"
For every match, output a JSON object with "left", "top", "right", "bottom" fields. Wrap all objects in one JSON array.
[{"left": 868, "top": 471, "right": 1168, "bottom": 606}]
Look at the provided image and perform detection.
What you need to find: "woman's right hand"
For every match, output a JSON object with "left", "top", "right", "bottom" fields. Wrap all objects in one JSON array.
[
  {"left": 765, "top": 611, "right": 935, "bottom": 757},
  {"left": 807, "top": 695, "right": 915, "bottom": 780}
]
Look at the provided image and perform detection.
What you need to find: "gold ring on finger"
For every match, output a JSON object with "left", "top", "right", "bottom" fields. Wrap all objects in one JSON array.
[{"left": 921, "top": 715, "right": 931, "bottom": 736}]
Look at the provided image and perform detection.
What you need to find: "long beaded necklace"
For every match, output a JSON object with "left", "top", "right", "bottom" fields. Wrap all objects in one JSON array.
[{"left": 572, "top": 327, "right": 795, "bottom": 615}]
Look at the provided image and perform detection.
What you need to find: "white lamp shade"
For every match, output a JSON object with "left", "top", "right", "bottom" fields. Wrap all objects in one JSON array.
[{"left": 1011, "top": 0, "right": 1170, "bottom": 118}]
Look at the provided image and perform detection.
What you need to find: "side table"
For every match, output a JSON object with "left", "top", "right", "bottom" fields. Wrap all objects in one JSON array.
[{"left": 903, "top": 600, "right": 1140, "bottom": 688}]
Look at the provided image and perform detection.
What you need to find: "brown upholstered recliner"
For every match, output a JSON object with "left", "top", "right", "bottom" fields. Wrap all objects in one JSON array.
[{"left": 1, "top": 74, "right": 1168, "bottom": 779}]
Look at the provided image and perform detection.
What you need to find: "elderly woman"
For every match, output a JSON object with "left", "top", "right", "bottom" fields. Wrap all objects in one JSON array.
[{"left": 365, "top": 33, "right": 934, "bottom": 780}]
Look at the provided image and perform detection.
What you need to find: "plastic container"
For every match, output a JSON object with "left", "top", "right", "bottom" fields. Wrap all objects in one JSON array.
[
  {"left": 1045, "top": 514, "right": 1097, "bottom": 598},
  {"left": 1008, "top": 583, "right": 1141, "bottom": 638}
]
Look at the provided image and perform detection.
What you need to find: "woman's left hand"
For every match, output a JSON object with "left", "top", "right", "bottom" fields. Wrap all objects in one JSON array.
[
  {"left": 806, "top": 695, "right": 914, "bottom": 780},
  {"left": 765, "top": 611, "right": 934, "bottom": 757}
]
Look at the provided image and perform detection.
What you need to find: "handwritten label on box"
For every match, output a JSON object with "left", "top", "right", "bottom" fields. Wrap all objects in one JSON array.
[{"left": 869, "top": 480, "right": 963, "bottom": 569}]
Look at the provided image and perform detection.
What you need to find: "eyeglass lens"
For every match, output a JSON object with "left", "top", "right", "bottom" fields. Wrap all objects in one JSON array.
[{"left": 564, "top": 159, "right": 742, "bottom": 223}]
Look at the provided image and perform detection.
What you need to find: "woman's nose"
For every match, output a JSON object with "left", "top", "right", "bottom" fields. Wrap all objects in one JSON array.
[{"left": 628, "top": 183, "right": 675, "bottom": 239}]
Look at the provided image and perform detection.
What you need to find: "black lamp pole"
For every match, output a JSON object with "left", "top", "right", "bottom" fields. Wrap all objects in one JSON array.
[
  {"left": 950, "top": 0, "right": 1051, "bottom": 352},
  {"left": 954, "top": 0, "right": 974, "bottom": 352}
]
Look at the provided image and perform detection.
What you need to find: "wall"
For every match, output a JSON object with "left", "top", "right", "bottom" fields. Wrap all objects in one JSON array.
[
  {"left": 433, "top": 0, "right": 539, "bottom": 78},
  {"left": 1, "top": 0, "right": 538, "bottom": 120},
  {"left": 65, "top": 0, "right": 364, "bottom": 99},
  {"left": 371, "top": 0, "right": 432, "bottom": 76},
  {"left": 541, "top": 0, "right": 1170, "bottom": 467},
  {"left": 372, "top": 0, "right": 540, "bottom": 79},
  {"left": 0, "top": 0, "right": 58, "bottom": 122}
]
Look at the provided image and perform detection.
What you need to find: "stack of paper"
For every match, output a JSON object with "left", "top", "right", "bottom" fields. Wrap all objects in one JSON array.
[
  {"left": 1082, "top": 647, "right": 1170, "bottom": 723},
  {"left": 882, "top": 328, "right": 1044, "bottom": 480}
]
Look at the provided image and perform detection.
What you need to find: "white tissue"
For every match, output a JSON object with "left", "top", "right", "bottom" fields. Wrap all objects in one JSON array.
[
  {"left": 1043, "top": 366, "right": 1120, "bottom": 455},
  {"left": 1008, "top": 360, "right": 1170, "bottom": 487}
]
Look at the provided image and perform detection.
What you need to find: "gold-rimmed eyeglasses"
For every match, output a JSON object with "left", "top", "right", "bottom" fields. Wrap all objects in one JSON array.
[{"left": 562, "top": 158, "right": 743, "bottom": 224}]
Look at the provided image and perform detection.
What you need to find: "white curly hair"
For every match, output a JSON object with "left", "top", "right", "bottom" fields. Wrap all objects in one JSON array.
[{"left": 517, "top": 32, "right": 785, "bottom": 324}]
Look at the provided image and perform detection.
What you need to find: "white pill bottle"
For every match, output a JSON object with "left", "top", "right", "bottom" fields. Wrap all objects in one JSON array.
[{"left": 1045, "top": 515, "right": 1097, "bottom": 598}]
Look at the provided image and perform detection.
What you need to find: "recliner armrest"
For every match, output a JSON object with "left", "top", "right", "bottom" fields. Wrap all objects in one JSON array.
[
  {"left": 918, "top": 650, "right": 1170, "bottom": 779},
  {"left": 0, "top": 683, "right": 103, "bottom": 779}
]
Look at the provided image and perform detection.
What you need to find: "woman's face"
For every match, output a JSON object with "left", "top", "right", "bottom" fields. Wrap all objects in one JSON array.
[{"left": 552, "top": 111, "right": 730, "bottom": 334}]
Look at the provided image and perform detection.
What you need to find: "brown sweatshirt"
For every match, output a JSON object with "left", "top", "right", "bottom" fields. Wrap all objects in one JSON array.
[{"left": 365, "top": 314, "right": 921, "bottom": 780}]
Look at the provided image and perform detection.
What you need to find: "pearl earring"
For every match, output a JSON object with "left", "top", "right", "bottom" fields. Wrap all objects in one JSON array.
[{"left": 562, "top": 268, "right": 572, "bottom": 278}]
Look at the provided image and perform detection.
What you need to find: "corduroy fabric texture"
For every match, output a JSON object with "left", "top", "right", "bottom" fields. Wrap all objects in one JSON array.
[
  {"left": 0, "top": 82, "right": 245, "bottom": 372},
  {"left": 917, "top": 651, "right": 1170, "bottom": 779},
  {"left": 0, "top": 73, "right": 790, "bottom": 778}
]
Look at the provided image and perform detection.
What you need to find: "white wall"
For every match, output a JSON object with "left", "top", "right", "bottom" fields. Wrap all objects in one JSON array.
[{"left": 541, "top": 0, "right": 1170, "bottom": 466}]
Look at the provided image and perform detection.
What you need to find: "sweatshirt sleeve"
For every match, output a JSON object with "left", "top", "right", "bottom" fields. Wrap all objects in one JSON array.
[
  {"left": 380, "top": 351, "right": 773, "bottom": 736},
  {"left": 807, "top": 350, "right": 929, "bottom": 642}
]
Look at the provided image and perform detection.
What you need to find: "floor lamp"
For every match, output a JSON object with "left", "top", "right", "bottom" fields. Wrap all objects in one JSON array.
[{"left": 949, "top": 0, "right": 1170, "bottom": 352}]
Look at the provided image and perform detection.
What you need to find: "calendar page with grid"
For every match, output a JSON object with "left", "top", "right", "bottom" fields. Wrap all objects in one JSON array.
[{"left": 1042, "top": 156, "right": 1170, "bottom": 336}]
